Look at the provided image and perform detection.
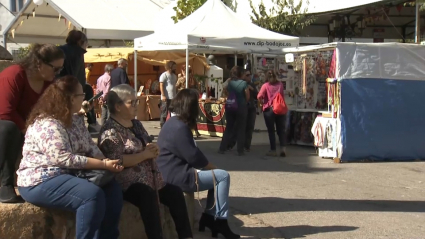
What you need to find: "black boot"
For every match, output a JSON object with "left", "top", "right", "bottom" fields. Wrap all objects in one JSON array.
[
  {"left": 0, "top": 185, "right": 19, "bottom": 203},
  {"left": 212, "top": 218, "right": 240, "bottom": 239},
  {"left": 198, "top": 213, "right": 215, "bottom": 232}
]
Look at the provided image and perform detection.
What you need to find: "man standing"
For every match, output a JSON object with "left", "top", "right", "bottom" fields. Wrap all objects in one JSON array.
[
  {"left": 96, "top": 64, "right": 113, "bottom": 125},
  {"left": 110, "top": 58, "right": 130, "bottom": 88},
  {"left": 85, "top": 63, "right": 93, "bottom": 84},
  {"left": 159, "top": 61, "right": 177, "bottom": 128}
]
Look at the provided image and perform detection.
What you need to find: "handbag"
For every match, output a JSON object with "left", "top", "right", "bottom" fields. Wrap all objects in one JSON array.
[{"left": 64, "top": 124, "right": 115, "bottom": 187}]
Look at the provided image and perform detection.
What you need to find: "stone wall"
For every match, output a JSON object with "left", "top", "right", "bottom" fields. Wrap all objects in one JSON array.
[
  {"left": 0, "top": 202, "right": 177, "bottom": 239},
  {"left": 0, "top": 60, "right": 14, "bottom": 72}
]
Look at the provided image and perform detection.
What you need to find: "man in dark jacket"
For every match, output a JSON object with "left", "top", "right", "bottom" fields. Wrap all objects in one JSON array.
[{"left": 110, "top": 58, "right": 130, "bottom": 88}]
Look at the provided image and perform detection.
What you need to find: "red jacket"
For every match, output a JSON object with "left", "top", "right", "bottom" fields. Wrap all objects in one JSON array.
[{"left": 0, "top": 65, "right": 50, "bottom": 131}]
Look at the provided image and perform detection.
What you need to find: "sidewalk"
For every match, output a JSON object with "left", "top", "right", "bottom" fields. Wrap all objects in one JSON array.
[{"left": 101, "top": 120, "right": 425, "bottom": 238}]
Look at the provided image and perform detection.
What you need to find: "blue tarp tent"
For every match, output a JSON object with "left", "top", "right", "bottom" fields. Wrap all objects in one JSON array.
[{"left": 284, "top": 42, "right": 425, "bottom": 162}]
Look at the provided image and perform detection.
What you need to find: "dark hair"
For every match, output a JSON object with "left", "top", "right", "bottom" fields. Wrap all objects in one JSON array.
[
  {"left": 18, "top": 43, "right": 64, "bottom": 72},
  {"left": 165, "top": 61, "right": 176, "bottom": 70},
  {"left": 87, "top": 63, "right": 93, "bottom": 67},
  {"left": 104, "top": 64, "right": 114, "bottom": 72},
  {"left": 65, "top": 30, "right": 87, "bottom": 46},
  {"left": 169, "top": 89, "right": 199, "bottom": 129},
  {"left": 267, "top": 70, "right": 277, "bottom": 84},
  {"left": 230, "top": 66, "right": 243, "bottom": 79},
  {"left": 26, "top": 76, "right": 81, "bottom": 129}
]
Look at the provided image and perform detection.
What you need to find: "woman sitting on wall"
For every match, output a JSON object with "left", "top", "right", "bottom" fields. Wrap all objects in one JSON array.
[
  {"left": 156, "top": 89, "right": 240, "bottom": 239},
  {"left": 0, "top": 44, "right": 65, "bottom": 203},
  {"left": 17, "top": 76, "right": 124, "bottom": 239},
  {"left": 98, "top": 84, "right": 193, "bottom": 239}
]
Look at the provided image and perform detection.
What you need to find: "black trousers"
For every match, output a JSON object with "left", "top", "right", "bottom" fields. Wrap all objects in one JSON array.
[
  {"left": 159, "top": 100, "right": 171, "bottom": 127},
  {"left": 219, "top": 105, "right": 248, "bottom": 154},
  {"left": 83, "top": 84, "right": 97, "bottom": 125},
  {"left": 123, "top": 183, "right": 192, "bottom": 239},
  {"left": 0, "top": 120, "right": 23, "bottom": 186}
]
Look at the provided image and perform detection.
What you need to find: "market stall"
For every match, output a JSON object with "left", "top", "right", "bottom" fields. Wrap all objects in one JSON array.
[
  {"left": 250, "top": 47, "right": 332, "bottom": 145},
  {"left": 133, "top": 0, "right": 299, "bottom": 134},
  {"left": 85, "top": 47, "right": 209, "bottom": 120},
  {"left": 283, "top": 42, "right": 425, "bottom": 162}
]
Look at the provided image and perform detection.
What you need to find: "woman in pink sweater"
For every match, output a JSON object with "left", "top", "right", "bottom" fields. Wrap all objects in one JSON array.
[{"left": 257, "top": 71, "right": 287, "bottom": 157}]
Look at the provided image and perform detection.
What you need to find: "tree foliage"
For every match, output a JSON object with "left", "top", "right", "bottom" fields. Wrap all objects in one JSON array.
[
  {"left": 249, "top": 0, "right": 315, "bottom": 35},
  {"left": 17, "top": 45, "right": 32, "bottom": 59},
  {"left": 404, "top": 0, "right": 425, "bottom": 11},
  {"left": 172, "top": 0, "right": 237, "bottom": 23}
]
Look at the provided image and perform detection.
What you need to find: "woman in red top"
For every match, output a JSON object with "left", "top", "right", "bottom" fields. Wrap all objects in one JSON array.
[{"left": 0, "top": 43, "right": 65, "bottom": 203}]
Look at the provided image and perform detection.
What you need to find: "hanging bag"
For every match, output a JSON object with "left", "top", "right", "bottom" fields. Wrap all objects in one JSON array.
[
  {"left": 225, "top": 80, "right": 243, "bottom": 112},
  {"left": 272, "top": 83, "right": 288, "bottom": 115}
]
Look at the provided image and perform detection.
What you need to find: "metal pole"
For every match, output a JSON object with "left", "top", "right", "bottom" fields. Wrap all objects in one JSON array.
[
  {"left": 134, "top": 50, "right": 138, "bottom": 93},
  {"left": 2, "top": 34, "right": 7, "bottom": 49},
  {"left": 234, "top": 53, "right": 237, "bottom": 66},
  {"left": 185, "top": 48, "right": 189, "bottom": 89},
  {"left": 415, "top": 0, "right": 421, "bottom": 43}
]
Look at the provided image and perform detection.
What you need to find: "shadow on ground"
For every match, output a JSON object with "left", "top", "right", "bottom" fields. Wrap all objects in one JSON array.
[
  {"left": 230, "top": 197, "right": 425, "bottom": 214},
  {"left": 193, "top": 140, "right": 339, "bottom": 174}
]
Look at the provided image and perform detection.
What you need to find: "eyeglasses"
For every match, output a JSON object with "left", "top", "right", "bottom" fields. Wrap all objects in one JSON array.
[
  {"left": 125, "top": 99, "right": 140, "bottom": 107},
  {"left": 45, "top": 62, "right": 64, "bottom": 74}
]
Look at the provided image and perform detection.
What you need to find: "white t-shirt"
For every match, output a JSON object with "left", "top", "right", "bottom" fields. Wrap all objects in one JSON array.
[{"left": 159, "top": 72, "right": 177, "bottom": 99}]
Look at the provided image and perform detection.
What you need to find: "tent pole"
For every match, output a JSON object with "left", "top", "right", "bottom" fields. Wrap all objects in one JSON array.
[
  {"left": 234, "top": 53, "right": 237, "bottom": 66},
  {"left": 185, "top": 48, "right": 189, "bottom": 89},
  {"left": 134, "top": 50, "right": 138, "bottom": 94},
  {"left": 415, "top": 0, "right": 421, "bottom": 43}
]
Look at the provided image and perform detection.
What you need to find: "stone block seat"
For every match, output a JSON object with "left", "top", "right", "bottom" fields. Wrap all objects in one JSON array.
[{"left": 0, "top": 201, "right": 178, "bottom": 239}]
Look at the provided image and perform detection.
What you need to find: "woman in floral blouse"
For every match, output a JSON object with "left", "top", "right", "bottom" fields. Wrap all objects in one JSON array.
[
  {"left": 98, "top": 84, "right": 192, "bottom": 239},
  {"left": 17, "top": 76, "right": 124, "bottom": 239}
]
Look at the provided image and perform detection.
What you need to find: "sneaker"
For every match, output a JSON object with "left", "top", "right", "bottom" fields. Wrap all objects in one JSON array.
[
  {"left": 280, "top": 147, "right": 286, "bottom": 157},
  {"left": 0, "top": 185, "right": 19, "bottom": 203},
  {"left": 266, "top": 150, "right": 277, "bottom": 157}
]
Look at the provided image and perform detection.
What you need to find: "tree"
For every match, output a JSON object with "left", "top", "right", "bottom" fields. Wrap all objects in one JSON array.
[
  {"left": 17, "top": 45, "right": 32, "bottom": 59},
  {"left": 172, "top": 0, "right": 237, "bottom": 23},
  {"left": 249, "top": 0, "right": 315, "bottom": 35}
]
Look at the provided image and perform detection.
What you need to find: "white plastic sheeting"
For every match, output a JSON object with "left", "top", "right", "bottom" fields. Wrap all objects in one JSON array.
[
  {"left": 336, "top": 43, "right": 425, "bottom": 81},
  {"left": 134, "top": 0, "right": 299, "bottom": 53}
]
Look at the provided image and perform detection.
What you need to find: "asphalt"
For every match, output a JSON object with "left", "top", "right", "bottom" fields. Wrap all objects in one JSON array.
[{"left": 97, "top": 120, "right": 425, "bottom": 239}]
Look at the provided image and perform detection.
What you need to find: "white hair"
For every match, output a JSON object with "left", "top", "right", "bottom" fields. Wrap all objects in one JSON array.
[{"left": 106, "top": 84, "right": 135, "bottom": 115}]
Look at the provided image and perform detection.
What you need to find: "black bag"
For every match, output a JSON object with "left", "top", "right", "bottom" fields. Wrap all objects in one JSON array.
[
  {"left": 65, "top": 126, "right": 115, "bottom": 187},
  {"left": 70, "top": 169, "right": 115, "bottom": 187}
]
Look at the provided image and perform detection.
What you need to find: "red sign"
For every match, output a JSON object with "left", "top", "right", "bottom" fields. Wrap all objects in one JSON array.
[{"left": 373, "top": 29, "right": 385, "bottom": 43}]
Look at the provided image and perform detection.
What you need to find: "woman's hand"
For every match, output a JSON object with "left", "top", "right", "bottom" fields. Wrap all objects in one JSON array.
[
  {"left": 78, "top": 101, "right": 92, "bottom": 115},
  {"left": 142, "top": 147, "right": 158, "bottom": 160},
  {"left": 147, "top": 143, "right": 159, "bottom": 152},
  {"left": 103, "top": 159, "right": 124, "bottom": 172}
]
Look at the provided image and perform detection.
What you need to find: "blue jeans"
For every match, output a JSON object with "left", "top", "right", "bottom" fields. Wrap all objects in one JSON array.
[
  {"left": 19, "top": 174, "right": 123, "bottom": 239},
  {"left": 194, "top": 169, "right": 230, "bottom": 219}
]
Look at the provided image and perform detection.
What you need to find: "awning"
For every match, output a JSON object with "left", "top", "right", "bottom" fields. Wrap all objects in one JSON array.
[
  {"left": 85, "top": 47, "right": 210, "bottom": 68},
  {"left": 4, "top": 0, "right": 169, "bottom": 44}
]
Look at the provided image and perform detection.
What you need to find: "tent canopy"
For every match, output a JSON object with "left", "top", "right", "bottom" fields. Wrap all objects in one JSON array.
[
  {"left": 281, "top": 42, "right": 425, "bottom": 81},
  {"left": 134, "top": 0, "right": 299, "bottom": 53},
  {"left": 85, "top": 47, "right": 210, "bottom": 68},
  {"left": 5, "top": 0, "right": 169, "bottom": 43}
]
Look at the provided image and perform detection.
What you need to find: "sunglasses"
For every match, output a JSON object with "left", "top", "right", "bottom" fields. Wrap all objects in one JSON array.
[
  {"left": 45, "top": 62, "right": 64, "bottom": 74},
  {"left": 125, "top": 99, "right": 140, "bottom": 107}
]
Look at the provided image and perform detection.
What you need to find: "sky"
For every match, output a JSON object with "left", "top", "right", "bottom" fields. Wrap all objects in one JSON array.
[{"left": 234, "top": 0, "right": 385, "bottom": 21}]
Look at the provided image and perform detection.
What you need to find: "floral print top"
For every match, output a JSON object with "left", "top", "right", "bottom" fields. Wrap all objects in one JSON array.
[
  {"left": 98, "top": 118, "right": 165, "bottom": 191},
  {"left": 17, "top": 115, "right": 103, "bottom": 187}
]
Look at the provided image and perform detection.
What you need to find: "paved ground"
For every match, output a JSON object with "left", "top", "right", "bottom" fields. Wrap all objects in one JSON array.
[{"left": 137, "top": 120, "right": 425, "bottom": 239}]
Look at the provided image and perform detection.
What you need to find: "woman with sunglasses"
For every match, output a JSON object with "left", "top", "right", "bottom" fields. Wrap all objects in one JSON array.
[
  {"left": 98, "top": 84, "right": 193, "bottom": 239},
  {"left": 257, "top": 71, "right": 287, "bottom": 157},
  {"left": 0, "top": 43, "right": 65, "bottom": 203}
]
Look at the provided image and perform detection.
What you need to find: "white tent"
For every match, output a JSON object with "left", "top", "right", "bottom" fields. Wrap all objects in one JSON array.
[
  {"left": 3, "top": 0, "right": 170, "bottom": 44},
  {"left": 133, "top": 0, "right": 299, "bottom": 53}
]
